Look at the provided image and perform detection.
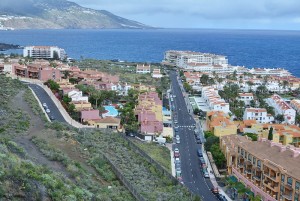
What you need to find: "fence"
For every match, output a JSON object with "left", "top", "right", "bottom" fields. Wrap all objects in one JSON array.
[
  {"left": 102, "top": 153, "right": 147, "bottom": 201},
  {"left": 119, "top": 134, "right": 179, "bottom": 185}
]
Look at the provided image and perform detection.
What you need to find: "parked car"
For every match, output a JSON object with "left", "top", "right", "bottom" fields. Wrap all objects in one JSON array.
[
  {"left": 200, "top": 158, "right": 206, "bottom": 165},
  {"left": 177, "top": 176, "right": 184, "bottom": 184},
  {"left": 174, "top": 148, "right": 180, "bottom": 158},
  {"left": 50, "top": 116, "right": 55, "bottom": 120},
  {"left": 217, "top": 194, "right": 227, "bottom": 201},
  {"left": 211, "top": 187, "right": 219, "bottom": 194},
  {"left": 42, "top": 103, "right": 47, "bottom": 108},
  {"left": 197, "top": 148, "right": 203, "bottom": 157},
  {"left": 176, "top": 138, "right": 180, "bottom": 144},
  {"left": 46, "top": 109, "right": 50, "bottom": 113},
  {"left": 175, "top": 158, "right": 181, "bottom": 166}
]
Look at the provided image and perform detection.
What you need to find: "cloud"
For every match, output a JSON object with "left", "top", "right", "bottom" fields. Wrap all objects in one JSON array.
[{"left": 71, "top": 0, "right": 300, "bottom": 29}]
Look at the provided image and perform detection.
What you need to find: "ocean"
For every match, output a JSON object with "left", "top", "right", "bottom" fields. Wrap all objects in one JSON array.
[{"left": 1, "top": 29, "right": 300, "bottom": 77}]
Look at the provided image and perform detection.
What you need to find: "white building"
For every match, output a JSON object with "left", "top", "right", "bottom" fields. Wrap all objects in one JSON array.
[
  {"left": 238, "top": 93, "right": 254, "bottom": 106},
  {"left": 23, "top": 46, "right": 67, "bottom": 60},
  {"left": 136, "top": 64, "right": 151, "bottom": 74},
  {"left": 243, "top": 108, "right": 274, "bottom": 124},
  {"left": 68, "top": 90, "right": 88, "bottom": 102},
  {"left": 248, "top": 68, "right": 291, "bottom": 77},
  {"left": 266, "top": 94, "right": 296, "bottom": 124},
  {"left": 201, "top": 86, "right": 230, "bottom": 114},
  {"left": 163, "top": 50, "right": 228, "bottom": 68},
  {"left": 152, "top": 68, "right": 163, "bottom": 78}
]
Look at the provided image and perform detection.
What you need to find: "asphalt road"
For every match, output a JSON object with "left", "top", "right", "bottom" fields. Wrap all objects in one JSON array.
[
  {"left": 27, "top": 83, "right": 67, "bottom": 123},
  {"left": 170, "top": 71, "right": 218, "bottom": 201}
]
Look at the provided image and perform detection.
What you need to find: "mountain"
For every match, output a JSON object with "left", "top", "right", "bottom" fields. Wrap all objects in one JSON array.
[{"left": 0, "top": 0, "right": 150, "bottom": 29}]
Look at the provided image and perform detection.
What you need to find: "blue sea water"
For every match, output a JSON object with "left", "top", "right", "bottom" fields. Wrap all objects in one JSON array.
[{"left": 1, "top": 29, "right": 300, "bottom": 77}]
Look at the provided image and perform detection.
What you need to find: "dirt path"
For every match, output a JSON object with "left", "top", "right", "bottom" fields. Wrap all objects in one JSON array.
[
  {"left": 12, "top": 90, "right": 71, "bottom": 178},
  {"left": 12, "top": 90, "right": 108, "bottom": 185}
]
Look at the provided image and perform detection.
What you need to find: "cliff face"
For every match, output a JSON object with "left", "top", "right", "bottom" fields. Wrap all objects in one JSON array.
[{"left": 0, "top": 0, "right": 150, "bottom": 29}]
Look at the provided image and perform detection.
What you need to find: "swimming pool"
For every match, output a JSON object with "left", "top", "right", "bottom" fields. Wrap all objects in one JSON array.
[{"left": 103, "top": 105, "right": 119, "bottom": 117}]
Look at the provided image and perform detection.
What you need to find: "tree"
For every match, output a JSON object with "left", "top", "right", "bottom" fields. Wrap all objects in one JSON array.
[
  {"left": 208, "top": 77, "right": 215, "bottom": 85},
  {"left": 62, "top": 95, "right": 71, "bottom": 104},
  {"left": 46, "top": 79, "right": 60, "bottom": 92},
  {"left": 200, "top": 74, "right": 209, "bottom": 85},
  {"left": 183, "top": 82, "right": 192, "bottom": 92},
  {"left": 53, "top": 51, "right": 59, "bottom": 60},
  {"left": 193, "top": 108, "right": 200, "bottom": 115},
  {"left": 275, "top": 114, "right": 284, "bottom": 123},
  {"left": 179, "top": 70, "right": 184, "bottom": 77},
  {"left": 282, "top": 80, "right": 289, "bottom": 89},
  {"left": 256, "top": 85, "right": 268, "bottom": 96},
  {"left": 250, "top": 100, "right": 256, "bottom": 107},
  {"left": 268, "top": 127, "right": 273, "bottom": 140},
  {"left": 210, "top": 144, "right": 226, "bottom": 168}
]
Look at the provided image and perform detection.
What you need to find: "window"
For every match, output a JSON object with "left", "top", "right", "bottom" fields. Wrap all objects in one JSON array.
[
  {"left": 248, "top": 154, "right": 252, "bottom": 161},
  {"left": 296, "top": 181, "right": 300, "bottom": 190},
  {"left": 238, "top": 147, "right": 240, "bottom": 153},
  {"left": 295, "top": 193, "right": 299, "bottom": 201},
  {"left": 281, "top": 174, "right": 285, "bottom": 183},
  {"left": 287, "top": 177, "right": 293, "bottom": 186},
  {"left": 253, "top": 157, "right": 256, "bottom": 165},
  {"left": 241, "top": 149, "right": 244, "bottom": 156},
  {"left": 257, "top": 160, "right": 261, "bottom": 168}
]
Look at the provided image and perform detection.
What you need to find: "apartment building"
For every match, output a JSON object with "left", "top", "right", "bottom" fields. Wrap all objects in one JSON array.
[
  {"left": 135, "top": 92, "right": 163, "bottom": 141},
  {"left": 202, "top": 86, "right": 230, "bottom": 114},
  {"left": 206, "top": 111, "right": 237, "bottom": 137},
  {"left": 220, "top": 135, "right": 300, "bottom": 201},
  {"left": 243, "top": 108, "right": 274, "bottom": 124},
  {"left": 290, "top": 99, "right": 300, "bottom": 114},
  {"left": 68, "top": 90, "right": 88, "bottom": 102},
  {"left": 23, "top": 46, "right": 67, "bottom": 60},
  {"left": 266, "top": 94, "right": 296, "bottom": 124},
  {"left": 238, "top": 93, "right": 254, "bottom": 106},
  {"left": 136, "top": 64, "right": 151, "bottom": 74}
]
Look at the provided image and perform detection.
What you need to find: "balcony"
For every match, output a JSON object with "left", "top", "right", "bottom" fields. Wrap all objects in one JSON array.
[
  {"left": 253, "top": 175, "right": 261, "bottom": 181},
  {"left": 238, "top": 163, "right": 244, "bottom": 168},
  {"left": 282, "top": 194, "right": 293, "bottom": 200},
  {"left": 245, "top": 169, "right": 252, "bottom": 174}
]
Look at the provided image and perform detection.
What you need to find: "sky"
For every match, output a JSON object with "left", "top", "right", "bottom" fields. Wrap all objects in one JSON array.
[{"left": 72, "top": 0, "right": 300, "bottom": 30}]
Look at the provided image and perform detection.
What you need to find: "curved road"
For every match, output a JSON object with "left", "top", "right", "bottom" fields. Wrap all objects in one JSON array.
[
  {"left": 170, "top": 71, "right": 218, "bottom": 201},
  {"left": 27, "top": 83, "right": 67, "bottom": 123}
]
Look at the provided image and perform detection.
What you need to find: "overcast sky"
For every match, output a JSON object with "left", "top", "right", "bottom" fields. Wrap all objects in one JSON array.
[{"left": 72, "top": 0, "right": 300, "bottom": 30}]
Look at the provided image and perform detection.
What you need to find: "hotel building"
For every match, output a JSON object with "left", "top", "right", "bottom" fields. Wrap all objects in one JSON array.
[{"left": 23, "top": 46, "right": 67, "bottom": 60}]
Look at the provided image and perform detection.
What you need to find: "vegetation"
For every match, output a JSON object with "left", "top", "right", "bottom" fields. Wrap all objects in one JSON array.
[
  {"left": 183, "top": 82, "right": 192, "bottom": 92},
  {"left": 0, "top": 75, "right": 31, "bottom": 138},
  {"left": 0, "top": 139, "right": 94, "bottom": 200},
  {"left": 204, "top": 131, "right": 226, "bottom": 169},
  {"left": 268, "top": 127, "right": 273, "bottom": 140},
  {"left": 132, "top": 140, "right": 171, "bottom": 172},
  {"left": 244, "top": 133, "right": 258, "bottom": 141}
]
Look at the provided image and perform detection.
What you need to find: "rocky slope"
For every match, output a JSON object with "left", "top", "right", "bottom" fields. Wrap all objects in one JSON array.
[{"left": 0, "top": 0, "right": 150, "bottom": 29}]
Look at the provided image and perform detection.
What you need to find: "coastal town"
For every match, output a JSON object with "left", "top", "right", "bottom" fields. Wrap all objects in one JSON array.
[{"left": 1, "top": 46, "right": 300, "bottom": 201}]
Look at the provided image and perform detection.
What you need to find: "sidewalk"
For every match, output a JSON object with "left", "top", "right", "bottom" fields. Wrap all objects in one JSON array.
[{"left": 166, "top": 143, "right": 176, "bottom": 176}]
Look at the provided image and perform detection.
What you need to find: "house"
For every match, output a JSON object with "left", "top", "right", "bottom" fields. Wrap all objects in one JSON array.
[
  {"left": 152, "top": 68, "right": 163, "bottom": 78},
  {"left": 238, "top": 93, "right": 254, "bottom": 106},
  {"left": 68, "top": 90, "right": 88, "bottom": 102},
  {"left": 87, "top": 117, "right": 121, "bottom": 131},
  {"left": 136, "top": 64, "right": 151, "bottom": 74},
  {"left": 80, "top": 110, "right": 100, "bottom": 123},
  {"left": 72, "top": 101, "right": 93, "bottom": 111},
  {"left": 243, "top": 108, "right": 274, "bottom": 124},
  {"left": 266, "top": 94, "right": 296, "bottom": 124},
  {"left": 206, "top": 111, "right": 237, "bottom": 137},
  {"left": 290, "top": 99, "right": 300, "bottom": 114}
]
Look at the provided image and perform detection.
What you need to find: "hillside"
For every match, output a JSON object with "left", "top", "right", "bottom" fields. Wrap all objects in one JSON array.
[{"left": 0, "top": 0, "right": 150, "bottom": 29}]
